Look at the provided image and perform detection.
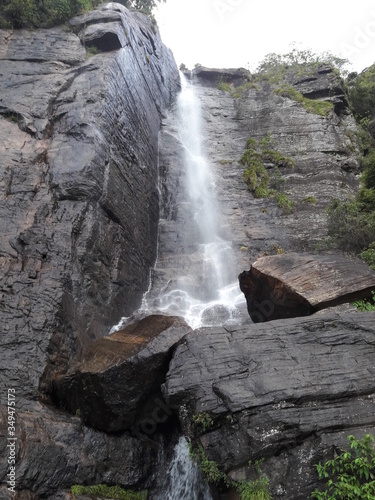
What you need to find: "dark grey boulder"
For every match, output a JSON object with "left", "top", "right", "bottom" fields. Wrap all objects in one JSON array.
[
  {"left": 48, "top": 315, "right": 191, "bottom": 433},
  {"left": 239, "top": 252, "right": 375, "bottom": 322},
  {"left": 164, "top": 311, "right": 375, "bottom": 498}
]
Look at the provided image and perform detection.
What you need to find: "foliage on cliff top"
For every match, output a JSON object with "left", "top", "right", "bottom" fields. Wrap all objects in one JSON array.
[
  {"left": 0, "top": 0, "right": 165, "bottom": 29},
  {"left": 347, "top": 64, "right": 375, "bottom": 121},
  {"left": 311, "top": 434, "right": 375, "bottom": 499},
  {"left": 255, "top": 45, "right": 348, "bottom": 83}
]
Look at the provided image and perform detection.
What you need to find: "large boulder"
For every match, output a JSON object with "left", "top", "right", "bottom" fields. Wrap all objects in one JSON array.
[
  {"left": 163, "top": 311, "right": 375, "bottom": 498},
  {"left": 48, "top": 315, "right": 191, "bottom": 433},
  {"left": 239, "top": 252, "right": 375, "bottom": 322}
]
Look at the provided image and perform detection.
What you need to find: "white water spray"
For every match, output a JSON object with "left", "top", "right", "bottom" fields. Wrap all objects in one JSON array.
[
  {"left": 161, "top": 436, "right": 212, "bottom": 500},
  {"left": 145, "top": 75, "right": 243, "bottom": 328}
]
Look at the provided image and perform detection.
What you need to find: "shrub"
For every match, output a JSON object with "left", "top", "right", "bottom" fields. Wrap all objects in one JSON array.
[
  {"left": 275, "top": 84, "right": 333, "bottom": 117},
  {"left": 189, "top": 445, "right": 226, "bottom": 485},
  {"left": 353, "top": 290, "right": 375, "bottom": 311},
  {"left": 275, "top": 192, "right": 294, "bottom": 214},
  {"left": 311, "top": 434, "right": 375, "bottom": 499},
  {"left": 360, "top": 242, "right": 375, "bottom": 270},
  {"left": 236, "top": 460, "right": 271, "bottom": 500},
  {"left": 71, "top": 484, "right": 147, "bottom": 499},
  {"left": 240, "top": 135, "right": 294, "bottom": 214},
  {"left": 302, "top": 196, "right": 317, "bottom": 204},
  {"left": 347, "top": 64, "right": 375, "bottom": 121},
  {"left": 326, "top": 199, "right": 375, "bottom": 253},
  {"left": 192, "top": 412, "right": 214, "bottom": 433},
  {"left": 217, "top": 81, "right": 231, "bottom": 92}
]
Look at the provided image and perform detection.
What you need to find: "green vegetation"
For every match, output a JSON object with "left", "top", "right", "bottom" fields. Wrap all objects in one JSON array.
[
  {"left": 327, "top": 119, "right": 375, "bottom": 261},
  {"left": 311, "top": 434, "right": 375, "bottom": 499},
  {"left": 192, "top": 412, "right": 214, "bottom": 433},
  {"left": 275, "top": 84, "right": 333, "bottom": 117},
  {"left": 86, "top": 45, "right": 101, "bottom": 58},
  {"left": 189, "top": 445, "right": 271, "bottom": 499},
  {"left": 347, "top": 64, "right": 375, "bottom": 121},
  {"left": 353, "top": 291, "right": 375, "bottom": 311},
  {"left": 240, "top": 134, "right": 294, "bottom": 214},
  {"left": 189, "top": 445, "right": 226, "bottom": 485},
  {"left": 360, "top": 243, "right": 375, "bottom": 271},
  {"left": 217, "top": 81, "right": 232, "bottom": 92},
  {"left": 327, "top": 198, "right": 375, "bottom": 253},
  {"left": 231, "top": 81, "right": 259, "bottom": 98},
  {"left": 0, "top": 0, "right": 164, "bottom": 29},
  {"left": 325, "top": 64, "right": 375, "bottom": 267},
  {"left": 255, "top": 46, "right": 348, "bottom": 84},
  {"left": 236, "top": 460, "right": 271, "bottom": 500},
  {"left": 71, "top": 484, "right": 147, "bottom": 499},
  {"left": 302, "top": 196, "right": 317, "bottom": 204}
]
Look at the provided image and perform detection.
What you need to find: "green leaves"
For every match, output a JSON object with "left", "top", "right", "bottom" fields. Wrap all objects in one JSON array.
[
  {"left": 312, "top": 434, "right": 375, "bottom": 499},
  {"left": 348, "top": 64, "right": 375, "bottom": 122},
  {"left": 71, "top": 484, "right": 147, "bottom": 499},
  {"left": 240, "top": 135, "right": 294, "bottom": 214},
  {"left": 0, "top": 0, "right": 164, "bottom": 29}
]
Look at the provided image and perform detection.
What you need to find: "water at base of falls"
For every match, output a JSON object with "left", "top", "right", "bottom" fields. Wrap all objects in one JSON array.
[{"left": 155, "top": 436, "right": 212, "bottom": 500}]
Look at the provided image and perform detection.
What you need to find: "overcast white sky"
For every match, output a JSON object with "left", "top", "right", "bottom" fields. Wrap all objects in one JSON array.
[{"left": 155, "top": 0, "right": 375, "bottom": 73}]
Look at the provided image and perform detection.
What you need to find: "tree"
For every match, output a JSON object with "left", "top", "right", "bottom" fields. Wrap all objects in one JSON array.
[
  {"left": 0, "top": 0, "right": 164, "bottom": 29},
  {"left": 107, "top": 0, "right": 165, "bottom": 16},
  {"left": 312, "top": 434, "right": 375, "bottom": 499}
]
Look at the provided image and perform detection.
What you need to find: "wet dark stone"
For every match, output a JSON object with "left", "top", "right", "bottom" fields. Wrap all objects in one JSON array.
[{"left": 239, "top": 252, "right": 375, "bottom": 322}]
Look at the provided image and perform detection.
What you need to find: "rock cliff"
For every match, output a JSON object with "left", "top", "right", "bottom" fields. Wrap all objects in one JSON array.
[
  {"left": 1, "top": 7, "right": 374, "bottom": 498},
  {"left": 0, "top": 3, "right": 179, "bottom": 498}
]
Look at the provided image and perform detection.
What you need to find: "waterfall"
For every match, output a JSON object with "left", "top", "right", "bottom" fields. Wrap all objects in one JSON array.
[
  {"left": 158, "top": 436, "right": 212, "bottom": 500},
  {"left": 138, "top": 74, "right": 244, "bottom": 329},
  {"left": 110, "top": 73, "right": 245, "bottom": 333}
]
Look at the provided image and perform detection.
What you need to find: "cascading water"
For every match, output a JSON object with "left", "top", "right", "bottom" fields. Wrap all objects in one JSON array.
[
  {"left": 138, "top": 73, "right": 244, "bottom": 329},
  {"left": 158, "top": 436, "right": 212, "bottom": 500}
]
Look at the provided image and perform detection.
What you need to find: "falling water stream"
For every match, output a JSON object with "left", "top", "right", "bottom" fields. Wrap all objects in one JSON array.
[
  {"left": 162, "top": 436, "right": 212, "bottom": 500},
  {"left": 139, "top": 73, "right": 244, "bottom": 329}
]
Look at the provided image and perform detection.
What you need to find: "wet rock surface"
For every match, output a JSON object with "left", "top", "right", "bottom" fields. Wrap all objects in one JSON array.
[
  {"left": 0, "top": 402, "right": 156, "bottom": 498},
  {"left": 164, "top": 312, "right": 375, "bottom": 499},
  {"left": 0, "top": 3, "right": 179, "bottom": 497},
  {"left": 190, "top": 65, "right": 360, "bottom": 266},
  {"left": 239, "top": 252, "right": 375, "bottom": 322},
  {"left": 49, "top": 315, "right": 191, "bottom": 433},
  {"left": 0, "top": 15, "right": 373, "bottom": 499}
]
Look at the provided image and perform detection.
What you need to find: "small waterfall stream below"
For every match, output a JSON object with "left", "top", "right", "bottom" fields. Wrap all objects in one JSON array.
[{"left": 161, "top": 436, "right": 212, "bottom": 500}]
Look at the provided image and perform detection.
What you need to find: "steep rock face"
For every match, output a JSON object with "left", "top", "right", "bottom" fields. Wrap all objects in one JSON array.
[
  {"left": 0, "top": 3, "right": 179, "bottom": 497},
  {"left": 164, "top": 312, "right": 375, "bottom": 499},
  {"left": 191, "top": 65, "right": 360, "bottom": 266},
  {"left": 148, "top": 64, "right": 362, "bottom": 326}
]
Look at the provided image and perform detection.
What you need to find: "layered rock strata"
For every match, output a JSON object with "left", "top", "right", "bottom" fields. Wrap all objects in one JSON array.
[
  {"left": 0, "top": 3, "right": 179, "bottom": 497},
  {"left": 164, "top": 311, "right": 375, "bottom": 499}
]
